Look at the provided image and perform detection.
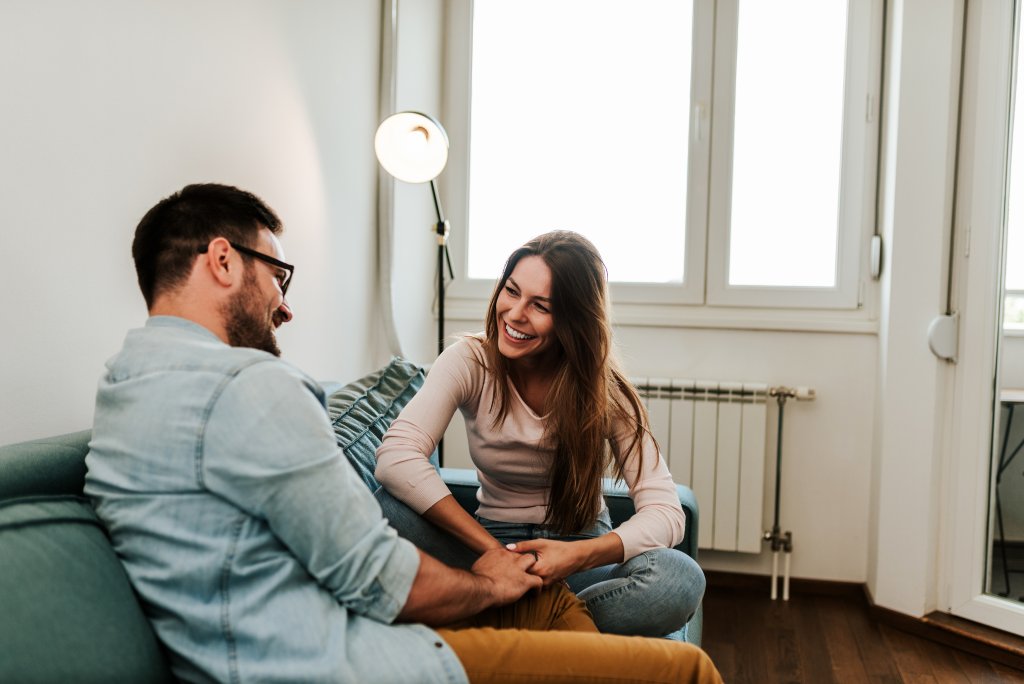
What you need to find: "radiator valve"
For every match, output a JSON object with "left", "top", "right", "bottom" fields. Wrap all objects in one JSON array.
[{"left": 769, "top": 386, "right": 816, "bottom": 401}]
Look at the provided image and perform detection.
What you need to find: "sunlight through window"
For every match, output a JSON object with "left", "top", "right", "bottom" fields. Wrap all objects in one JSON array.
[
  {"left": 1005, "top": 21, "right": 1024, "bottom": 329},
  {"left": 727, "top": 0, "right": 848, "bottom": 288},
  {"left": 467, "top": 0, "right": 693, "bottom": 284}
]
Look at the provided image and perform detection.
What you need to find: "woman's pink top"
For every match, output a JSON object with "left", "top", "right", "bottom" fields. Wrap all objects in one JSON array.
[{"left": 375, "top": 337, "right": 686, "bottom": 560}]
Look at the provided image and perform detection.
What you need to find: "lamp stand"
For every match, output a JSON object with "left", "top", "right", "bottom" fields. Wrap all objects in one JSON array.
[
  {"left": 430, "top": 178, "right": 453, "bottom": 465},
  {"left": 373, "top": 111, "right": 452, "bottom": 464}
]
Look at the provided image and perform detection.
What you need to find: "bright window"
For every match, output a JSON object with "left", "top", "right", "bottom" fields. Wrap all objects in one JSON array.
[
  {"left": 727, "top": 0, "right": 847, "bottom": 288},
  {"left": 1006, "top": 12, "right": 1024, "bottom": 330},
  {"left": 448, "top": 0, "right": 883, "bottom": 313},
  {"left": 467, "top": 0, "right": 693, "bottom": 286}
]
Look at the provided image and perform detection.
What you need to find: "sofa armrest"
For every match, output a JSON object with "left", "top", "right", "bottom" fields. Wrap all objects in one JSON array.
[
  {"left": 0, "top": 430, "right": 93, "bottom": 501},
  {"left": 439, "top": 467, "right": 701, "bottom": 561},
  {"left": 600, "top": 478, "right": 700, "bottom": 562}
]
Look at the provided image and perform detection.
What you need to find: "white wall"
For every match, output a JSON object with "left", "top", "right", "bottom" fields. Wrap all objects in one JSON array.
[
  {"left": 390, "top": 0, "right": 450, "bottom": 367},
  {"left": 1, "top": 1, "right": 385, "bottom": 445},
  {"left": 616, "top": 327, "right": 877, "bottom": 583}
]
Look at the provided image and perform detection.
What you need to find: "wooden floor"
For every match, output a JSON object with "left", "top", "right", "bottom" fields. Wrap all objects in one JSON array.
[{"left": 700, "top": 573, "right": 1024, "bottom": 683}]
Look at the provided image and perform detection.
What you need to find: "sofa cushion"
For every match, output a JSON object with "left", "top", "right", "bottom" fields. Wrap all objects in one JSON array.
[
  {"left": 326, "top": 357, "right": 435, "bottom": 492},
  {"left": 0, "top": 495, "right": 173, "bottom": 683}
]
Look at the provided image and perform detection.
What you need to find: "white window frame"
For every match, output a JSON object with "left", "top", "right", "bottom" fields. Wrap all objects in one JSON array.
[
  {"left": 707, "top": 0, "right": 883, "bottom": 309},
  {"left": 441, "top": 0, "right": 884, "bottom": 324}
]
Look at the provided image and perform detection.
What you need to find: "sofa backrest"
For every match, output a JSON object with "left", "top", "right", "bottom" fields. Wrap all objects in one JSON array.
[{"left": 0, "top": 431, "right": 174, "bottom": 683}]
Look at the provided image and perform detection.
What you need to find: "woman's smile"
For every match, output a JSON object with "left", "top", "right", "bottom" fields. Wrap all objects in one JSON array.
[{"left": 504, "top": 322, "right": 537, "bottom": 341}]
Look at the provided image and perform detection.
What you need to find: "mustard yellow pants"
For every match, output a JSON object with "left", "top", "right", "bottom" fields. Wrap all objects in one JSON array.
[{"left": 437, "top": 584, "right": 723, "bottom": 684}]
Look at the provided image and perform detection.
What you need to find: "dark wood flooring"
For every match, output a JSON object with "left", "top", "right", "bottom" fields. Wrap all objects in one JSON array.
[{"left": 700, "top": 572, "right": 1024, "bottom": 683}]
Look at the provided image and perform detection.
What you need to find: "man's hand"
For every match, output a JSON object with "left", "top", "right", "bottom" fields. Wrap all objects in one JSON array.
[
  {"left": 470, "top": 547, "right": 543, "bottom": 605},
  {"left": 397, "top": 547, "right": 542, "bottom": 626}
]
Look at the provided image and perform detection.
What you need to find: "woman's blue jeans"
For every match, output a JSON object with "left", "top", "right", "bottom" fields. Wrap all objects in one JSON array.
[{"left": 374, "top": 489, "right": 705, "bottom": 638}]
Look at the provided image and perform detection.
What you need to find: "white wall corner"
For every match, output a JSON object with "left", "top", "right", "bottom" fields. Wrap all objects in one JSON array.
[
  {"left": 389, "top": 0, "right": 450, "bottom": 367},
  {"left": 868, "top": 0, "right": 964, "bottom": 617}
]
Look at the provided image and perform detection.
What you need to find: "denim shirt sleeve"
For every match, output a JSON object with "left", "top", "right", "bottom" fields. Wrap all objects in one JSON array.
[{"left": 200, "top": 360, "right": 421, "bottom": 624}]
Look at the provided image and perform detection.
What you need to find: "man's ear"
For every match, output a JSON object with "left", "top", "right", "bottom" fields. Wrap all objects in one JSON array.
[{"left": 201, "top": 237, "right": 236, "bottom": 288}]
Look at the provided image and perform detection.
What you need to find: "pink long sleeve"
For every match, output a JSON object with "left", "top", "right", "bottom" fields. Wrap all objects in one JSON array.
[{"left": 375, "top": 337, "right": 686, "bottom": 559}]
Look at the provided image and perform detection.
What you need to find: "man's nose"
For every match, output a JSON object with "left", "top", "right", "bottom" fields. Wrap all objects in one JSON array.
[{"left": 274, "top": 298, "right": 294, "bottom": 327}]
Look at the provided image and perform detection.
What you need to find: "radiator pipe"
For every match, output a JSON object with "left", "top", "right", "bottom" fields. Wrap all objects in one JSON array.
[
  {"left": 765, "top": 390, "right": 794, "bottom": 554},
  {"left": 771, "top": 395, "right": 785, "bottom": 540},
  {"left": 766, "top": 387, "right": 802, "bottom": 600},
  {"left": 771, "top": 552, "right": 779, "bottom": 600},
  {"left": 783, "top": 550, "right": 792, "bottom": 601}
]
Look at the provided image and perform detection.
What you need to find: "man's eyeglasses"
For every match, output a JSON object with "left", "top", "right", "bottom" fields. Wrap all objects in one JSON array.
[{"left": 199, "top": 241, "right": 294, "bottom": 296}]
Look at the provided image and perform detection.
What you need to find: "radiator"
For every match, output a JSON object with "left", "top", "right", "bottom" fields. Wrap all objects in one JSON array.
[{"left": 633, "top": 378, "right": 769, "bottom": 553}]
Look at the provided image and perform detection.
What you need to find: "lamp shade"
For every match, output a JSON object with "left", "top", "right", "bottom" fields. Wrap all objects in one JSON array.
[{"left": 374, "top": 111, "right": 449, "bottom": 183}]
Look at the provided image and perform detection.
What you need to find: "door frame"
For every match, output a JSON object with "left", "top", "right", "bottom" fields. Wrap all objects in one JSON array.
[{"left": 943, "top": 0, "right": 1024, "bottom": 635}]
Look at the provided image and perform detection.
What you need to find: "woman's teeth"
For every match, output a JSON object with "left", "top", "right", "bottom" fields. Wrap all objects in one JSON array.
[{"left": 505, "top": 323, "right": 536, "bottom": 340}]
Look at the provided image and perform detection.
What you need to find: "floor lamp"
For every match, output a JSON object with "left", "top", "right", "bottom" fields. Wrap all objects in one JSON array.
[{"left": 375, "top": 111, "right": 452, "bottom": 463}]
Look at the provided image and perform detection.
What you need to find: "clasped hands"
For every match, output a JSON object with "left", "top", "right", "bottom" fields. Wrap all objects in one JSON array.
[
  {"left": 470, "top": 533, "right": 620, "bottom": 601},
  {"left": 503, "top": 538, "right": 587, "bottom": 587},
  {"left": 469, "top": 539, "right": 582, "bottom": 598}
]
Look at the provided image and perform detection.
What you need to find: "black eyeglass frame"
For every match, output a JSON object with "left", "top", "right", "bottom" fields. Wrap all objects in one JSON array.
[{"left": 199, "top": 241, "right": 294, "bottom": 296}]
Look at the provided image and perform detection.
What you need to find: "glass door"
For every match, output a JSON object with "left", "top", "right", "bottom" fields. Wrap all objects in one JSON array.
[
  {"left": 946, "top": 0, "right": 1024, "bottom": 636},
  {"left": 988, "top": 0, "right": 1024, "bottom": 605}
]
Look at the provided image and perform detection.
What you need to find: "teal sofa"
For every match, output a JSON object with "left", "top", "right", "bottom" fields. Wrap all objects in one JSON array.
[{"left": 0, "top": 358, "right": 702, "bottom": 683}]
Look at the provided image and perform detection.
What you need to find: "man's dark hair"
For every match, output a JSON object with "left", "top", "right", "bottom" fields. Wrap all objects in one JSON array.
[{"left": 131, "top": 183, "right": 283, "bottom": 308}]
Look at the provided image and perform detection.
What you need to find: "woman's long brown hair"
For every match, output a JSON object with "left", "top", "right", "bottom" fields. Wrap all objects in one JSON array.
[{"left": 481, "top": 231, "right": 655, "bottom": 534}]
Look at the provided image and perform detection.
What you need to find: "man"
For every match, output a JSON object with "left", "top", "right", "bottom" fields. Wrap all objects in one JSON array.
[{"left": 85, "top": 183, "right": 722, "bottom": 683}]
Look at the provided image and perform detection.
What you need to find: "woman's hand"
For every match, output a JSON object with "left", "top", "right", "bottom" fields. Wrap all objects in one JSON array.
[
  {"left": 505, "top": 539, "right": 586, "bottom": 585},
  {"left": 506, "top": 533, "right": 624, "bottom": 586},
  {"left": 471, "top": 547, "right": 543, "bottom": 602}
]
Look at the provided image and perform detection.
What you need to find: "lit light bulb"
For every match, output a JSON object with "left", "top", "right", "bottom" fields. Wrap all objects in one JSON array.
[
  {"left": 375, "top": 112, "right": 449, "bottom": 183},
  {"left": 401, "top": 126, "right": 430, "bottom": 159}
]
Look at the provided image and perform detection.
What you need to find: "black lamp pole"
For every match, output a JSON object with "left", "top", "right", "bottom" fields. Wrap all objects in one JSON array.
[
  {"left": 429, "top": 177, "right": 452, "bottom": 465},
  {"left": 429, "top": 178, "right": 451, "bottom": 356}
]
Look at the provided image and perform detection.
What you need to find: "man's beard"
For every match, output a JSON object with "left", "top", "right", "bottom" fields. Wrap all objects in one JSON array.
[{"left": 223, "top": 271, "right": 281, "bottom": 357}]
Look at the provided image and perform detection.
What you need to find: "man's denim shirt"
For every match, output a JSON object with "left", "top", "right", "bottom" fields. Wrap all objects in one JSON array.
[{"left": 85, "top": 317, "right": 467, "bottom": 684}]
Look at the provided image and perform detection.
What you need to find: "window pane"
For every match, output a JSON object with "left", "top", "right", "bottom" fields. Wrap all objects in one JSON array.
[
  {"left": 1005, "top": 18, "right": 1024, "bottom": 301},
  {"left": 468, "top": 0, "right": 693, "bottom": 284},
  {"left": 728, "top": 0, "right": 848, "bottom": 287},
  {"left": 1006, "top": 294, "right": 1024, "bottom": 330}
]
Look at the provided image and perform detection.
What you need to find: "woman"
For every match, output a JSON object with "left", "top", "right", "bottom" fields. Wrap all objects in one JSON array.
[{"left": 375, "top": 231, "right": 705, "bottom": 637}]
